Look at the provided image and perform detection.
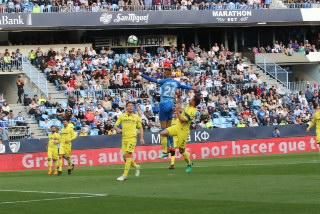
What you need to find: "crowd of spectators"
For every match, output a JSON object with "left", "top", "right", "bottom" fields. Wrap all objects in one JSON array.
[
  {"left": 0, "top": 0, "right": 320, "bottom": 13},
  {"left": 25, "top": 43, "right": 320, "bottom": 136},
  {"left": 253, "top": 39, "right": 319, "bottom": 56},
  {"left": 0, "top": 0, "right": 269, "bottom": 13}
]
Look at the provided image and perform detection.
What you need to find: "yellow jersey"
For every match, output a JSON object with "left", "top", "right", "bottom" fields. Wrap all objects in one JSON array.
[
  {"left": 115, "top": 113, "right": 142, "bottom": 140},
  {"left": 48, "top": 132, "right": 61, "bottom": 149},
  {"left": 177, "top": 105, "right": 197, "bottom": 131},
  {"left": 308, "top": 110, "right": 320, "bottom": 142},
  {"left": 60, "top": 123, "right": 77, "bottom": 144}
]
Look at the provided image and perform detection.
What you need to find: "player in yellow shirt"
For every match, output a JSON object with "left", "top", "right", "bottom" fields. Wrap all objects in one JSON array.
[
  {"left": 58, "top": 120, "right": 77, "bottom": 175},
  {"left": 168, "top": 116, "right": 178, "bottom": 170},
  {"left": 161, "top": 95, "right": 200, "bottom": 173},
  {"left": 307, "top": 104, "right": 320, "bottom": 146},
  {"left": 47, "top": 126, "right": 61, "bottom": 176},
  {"left": 115, "top": 101, "right": 145, "bottom": 181}
]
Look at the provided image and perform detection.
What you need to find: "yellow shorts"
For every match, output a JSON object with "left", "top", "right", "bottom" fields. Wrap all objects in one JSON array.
[
  {"left": 122, "top": 139, "right": 137, "bottom": 154},
  {"left": 59, "top": 143, "right": 72, "bottom": 157},
  {"left": 167, "top": 125, "right": 189, "bottom": 149},
  {"left": 48, "top": 147, "right": 59, "bottom": 160}
]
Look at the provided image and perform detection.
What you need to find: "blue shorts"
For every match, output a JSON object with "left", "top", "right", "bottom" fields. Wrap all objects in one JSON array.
[{"left": 159, "top": 100, "right": 174, "bottom": 122}]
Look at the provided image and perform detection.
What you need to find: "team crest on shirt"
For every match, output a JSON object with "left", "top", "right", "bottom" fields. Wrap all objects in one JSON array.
[{"left": 9, "top": 141, "right": 20, "bottom": 153}]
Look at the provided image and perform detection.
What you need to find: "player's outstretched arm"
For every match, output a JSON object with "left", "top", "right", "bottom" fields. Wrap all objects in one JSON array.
[{"left": 141, "top": 73, "right": 159, "bottom": 84}]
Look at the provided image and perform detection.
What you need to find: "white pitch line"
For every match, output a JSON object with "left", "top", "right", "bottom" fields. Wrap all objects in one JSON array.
[
  {"left": 0, "top": 190, "right": 107, "bottom": 197},
  {"left": 103, "top": 160, "right": 320, "bottom": 170},
  {"left": 0, "top": 195, "right": 101, "bottom": 205}
]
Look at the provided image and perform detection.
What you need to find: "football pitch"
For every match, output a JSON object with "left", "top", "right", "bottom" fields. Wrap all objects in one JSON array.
[{"left": 0, "top": 153, "right": 320, "bottom": 214}]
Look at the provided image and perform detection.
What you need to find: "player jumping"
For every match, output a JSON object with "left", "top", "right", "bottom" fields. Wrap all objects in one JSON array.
[
  {"left": 115, "top": 101, "right": 145, "bottom": 181},
  {"left": 141, "top": 69, "right": 194, "bottom": 159},
  {"left": 160, "top": 94, "right": 201, "bottom": 173}
]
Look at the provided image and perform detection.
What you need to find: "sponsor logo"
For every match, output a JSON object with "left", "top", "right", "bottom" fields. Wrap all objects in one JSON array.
[
  {"left": 212, "top": 10, "right": 252, "bottom": 23},
  {"left": 151, "top": 130, "right": 210, "bottom": 145},
  {"left": 9, "top": 141, "right": 20, "bottom": 153},
  {"left": 99, "top": 13, "right": 113, "bottom": 24},
  {"left": 113, "top": 13, "right": 149, "bottom": 23},
  {"left": 0, "top": 15, "right": 25, "bottom": 25},
  {"left": 0, "top": 143, "right": 5, "bottom": 153}
]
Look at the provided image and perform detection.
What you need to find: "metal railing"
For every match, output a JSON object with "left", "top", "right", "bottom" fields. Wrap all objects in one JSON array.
[
  {"left": 0, "top": 119, "right": 27, "bottom": 128},
  {"left": 66, "top": 88, "right": 144, "bottom": 99},
  {"left": 287, "top": 81, "right": 319, "bottom": 92},
  {"left": 256, "top": 59, "right": 289, "bottom": 89},
  {"left": 284, "top": 3, "right": 320, "bottom": 8},
  {"left": 0, "top": 59, "right": 22, "bottom": 72},
  {"left": 22, "top": 59, "right": 48, "bottom": 98}
]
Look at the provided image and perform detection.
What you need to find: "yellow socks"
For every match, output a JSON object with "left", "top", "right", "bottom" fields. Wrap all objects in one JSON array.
[
  {"left": 48, "top": 159, "right": 52, "bottom": 173},
  {"left": 123, "top": 158, "right": 132, "bottom": 177},
  {"left": 58, "top": 158, "right": 63, "bottom": 171},
  {"left": 161, "top": 136, "right": 168, "bottom": 153},
  {"left": 54, "top": 161, "right": 58, "bottom": 173},
  {"left": 183, "top": 152, "right": 191, "bottom": 165},
  {"left": 131, "top": 160, "right": 137, "bottom": 168},
  {"left": 170, "top": 156, "right": 176, "bottom": 166}
]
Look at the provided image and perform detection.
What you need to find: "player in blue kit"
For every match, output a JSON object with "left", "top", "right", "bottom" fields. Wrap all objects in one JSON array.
[{"left": 141, "top": 69, "right": 195, "bottom": 159}]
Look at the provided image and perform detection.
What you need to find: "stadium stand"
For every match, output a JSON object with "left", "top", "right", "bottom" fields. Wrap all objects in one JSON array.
[
  {"left": 0, "top": 0, "right": 319, "bottom": 13},
  {"left": 0, "top": 94, "right": 30, "bottom": 140},
  {"left": 22, "top": 43, "right": 319, "bottom": 136}
]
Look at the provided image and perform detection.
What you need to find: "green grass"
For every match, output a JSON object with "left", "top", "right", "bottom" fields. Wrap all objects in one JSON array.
[{"left": 0, "top": 153, "right": 320, "bottom": 214}]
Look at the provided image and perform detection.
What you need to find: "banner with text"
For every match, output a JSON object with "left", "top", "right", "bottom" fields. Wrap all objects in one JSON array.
[
  {"left": 0, "top": 9, "right": 313, "bottom": 30},
  {"left": 0, "top": 136, "right": 318, "bottom": 172}
]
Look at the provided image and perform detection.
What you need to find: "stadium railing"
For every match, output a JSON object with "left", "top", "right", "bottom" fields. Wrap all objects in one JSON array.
[
  {"left": 287, "top": 81, "right": 319, "bottom": 92},
  {"left": 22, "top": 59, "right": 48, "bottom": 98},
  {"left": 284, "top": 3, "right": 320, "bottom": 8},
  {"left": 256, "top": 59, "right": 289, "bottom": 89},
  {"left": 66, "top": 88, "right": 144, "bottom": 99},
  {"left": 0, "top": 120, "right": 27, "bottom": 128},
  {"left": 0, "top": 59, "right": 22, "bottom": 72}
]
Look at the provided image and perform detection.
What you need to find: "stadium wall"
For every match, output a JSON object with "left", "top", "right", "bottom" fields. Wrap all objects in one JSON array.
[
  {"left": 291, "top": 64, "right": 320, "bottom": 82},
  {"left": 0, "top": 75, "right": 21, "bottom": 104}
]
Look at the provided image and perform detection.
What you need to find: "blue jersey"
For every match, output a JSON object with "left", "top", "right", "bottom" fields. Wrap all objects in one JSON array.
[
  {"left": 142, "top": 74, "right": 193, "bottom": 102},
  {"left": 159, "top": 79, "right": 181, "bottom": 102}
]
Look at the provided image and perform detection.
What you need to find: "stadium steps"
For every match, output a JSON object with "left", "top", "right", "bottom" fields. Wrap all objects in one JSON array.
[
  {"left": 251, "top": 64, "right": 289, "bottom": 94},
  {"left": 20, "top": 61, "right": 68, "bottom": 138},
  {"left": 9, "top": 104, "right": 47, "bottom": 138}
]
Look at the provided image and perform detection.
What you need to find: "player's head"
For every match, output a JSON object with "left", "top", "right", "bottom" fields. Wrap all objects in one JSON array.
[
  {"left": 190, "top": 94, "right": 201, "bottom": 107},
  {"left": 126, "top": 101, "right": 135, "bottom": 114},
  {"left": 51, "top": 126, "right": 57, "bottom": 133},
  {"left": 164, "top": 69, "right": 172, "bottom": 78},
  {"left": 63, "top": 120, "right": 69, "bottom": 127}
]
